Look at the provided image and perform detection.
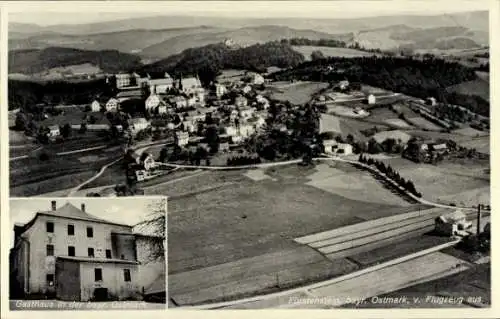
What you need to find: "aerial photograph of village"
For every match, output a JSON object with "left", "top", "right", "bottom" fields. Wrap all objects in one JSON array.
[{"left": 7, "top": 1, "right": 490, "bottom": 309}]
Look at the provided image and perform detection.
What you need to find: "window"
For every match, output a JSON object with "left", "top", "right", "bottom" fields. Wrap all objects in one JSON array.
[
  {"left": 88, "top": 248, "right": 95, "bottom": 258},
  {"left": 105, "top": 250, "right": 112, "bottom": 259},
  {"left": 46, "top": 222, "right": 54, "bottom": 233},
  {"left": 94, "top": 268, "right": 102, "bottom": 281},
  {"left": 67, "top": 224, "right": 74, "bottom": 236},
  {"left": 46, "top": 274, "right": 54, "bottom": 287},
  {"left": 123, "top": 269, "right": 131, "bottom": 282},
  {"left": 46, "top": 245, "right": 54, "bottom": 256},
  {"left": 68, "top": 246, "right": 75, "bottom": 257},
  {"left": 86, "top": 227, "right": 93, "bottom": 238},
  {"left": 121, "top": 254, "right": 125, "bottom": 260}
]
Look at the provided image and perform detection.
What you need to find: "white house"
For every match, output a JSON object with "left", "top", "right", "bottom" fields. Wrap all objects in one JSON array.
[
  {"left": 186, "top": 95, "right": 197, "bottom": 107},
  {"left": 175, "top": 131, "right": 189, "bottom": 146},
  {"left": 182, "top": 120, "right": 196, "bottom": 133},
  {"left": 157, "top": 105, "right": 168, "bottom": 114},
  {"left": 339, "top": 80, "right": 350, "bottom": 90},
  {"left": 47, "top": 125, "right": 60, "bottom": 138},
  {"left": 246, "top": 72, "right": 264, "bottom": 85},
  {"left": 90, "top": 100, "right": 101, "bottom": 112},
  {"left": 426, "top": 97, "right": 437, "bottom": 106},
  {"left": 435, "top": 210, "right": 472, "bottom": 237},
  {"left": 145, "top": 92, "right": 162, "bottom": 112},
  {"left": 140, "top": 153, "right": 156, "bottom": 171},
  {"left": 106, "top": 98, "right": 119, "bottom": 112},
  {"left": 238, "top": 124, "right": 255, "bottom": 138},
  {"left": 224, "top": 125, "right": 238, "bottom": 136},
  {"left": 170, "top": 96, "right": 187, "bottom": 109},
  {"left": 215, "top": 84, "right": 227, "bottom": 98},
  {"left": 180, "top": 77, "right": 203, "bottom": 95},
  {"left": 148, "top": 77, "right": 174, "bottom": 94},
  {"left": 242, "top": 85, "right": 252, "bottom": 94},
  {"left": 367, "top": 94, "right": 376, "bottom": 105},
  {"left": 323, "top": 140, "right": 353, "bottom": 156},
  {"left": 235, "top": 96, "right": 248, "bottom": 108},
  {"left": 323, "top": 139, "right": 338, "bottom": 155},
  {"left": 336, "top": 143, "right": 353, "bottom": 155},
  {"left": 127, "top": 118, "right": 151, "bottom": 134},
  {"left": 239, "top": 107, "right": 255, "bottom": 120},
  {"left": 256, "top": 95, "right": 270, "bottom": 109}
]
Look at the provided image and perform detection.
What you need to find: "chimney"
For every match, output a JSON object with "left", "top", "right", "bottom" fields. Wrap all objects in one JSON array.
[
  {"left": 51, "top": 201, "right": 57, "bottom": 211},
  {"left": 81, "top": 203, "right": 86, "bottom": 212}
]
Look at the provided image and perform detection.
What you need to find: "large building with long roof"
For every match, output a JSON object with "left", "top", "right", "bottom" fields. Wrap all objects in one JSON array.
[{"left": 10, "top": 201, "right": 165, "bottom": 302}]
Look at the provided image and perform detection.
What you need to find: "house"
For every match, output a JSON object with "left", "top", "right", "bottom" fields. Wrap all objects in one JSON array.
[
  {"left": 235, "top": 96, "right": 248, "bottom": 108},
  {"left": 175, "top": 131, "right": 189, "bottom": 147},
  {"left": 127, "top": 118, "right": 150, "bottom": 134},
  {"left": 215, "top": 84, "right": 227, "bottom": 98},
  {"left": 105, "top": 98, "right": 119, "bottom": 112},
  {"left": 367, "top": 94, "right": 376, "bottom": 105},
  {"left": 242, "top": 85, "right": 252, "bottom": 94},
  {"left": 145, "top": 89, "right": 170, "bottom": 114},
  {"left": 224, "top": 125, "right": 238, "bottom": 137},
  {"left": 115, "top": 73, "right": 133, "bottom": 89},
  {"left": 435, "top": 210, "right": 472, "bottom": 237},
  {"left": 187, "top": 95, "right": 197, "bottom": 107},
  {"left": 239, "top": 107, "right": 255, "bottom": 120},
  {"left": 323, "top": 139, "right": 338, "bottom": 154},
  {"left": 256, "top": 95, "right": 270, "bottom": 109},
  {"left": 426, "top": 97, "right": 437, "bottom": 106},
  {"left": 219, "top": 142, "right": 230, "bottom": 152},
  {"left": 338, "top": 80, "right": 349, "bottom": 90},
  {"left": 431, "top": 143, "right": 448, "bottom": 154},
  {"left": 47, "top": 125, "right": 60, "bottom": 138},
  {"left": 187, "top": 110, "right": 206, "bottom": 123},
  {"left": 238, "top": 124, "right": 255, "bottom": 138},
  {"left": 147, "top": 77, "right": 174, "bottom": 94},
  {"left": 116, "top": 89, "right": 143, "bottom": 103},
  {"left": 179, "top": 77, "right": 203, "bottom": 95},
  {"left": 90, "top": 100, "right": 101, "bottom": 112},
  {"left": 245, "top": 72, "right": 265, "bottom": 85},
  {"left": 323, "top": 140, "right": 353, "bottom": 156},
  {"left": 182, "top": 120, "right": 196, "bottom": 133},
  {"left": 248, "top": 117, "right": 266, "bottom": 130},
  {"left": 9, "top": 201, "right": 164, "bottom": 301},
  {"left": 169, "top": 96, "right": 187, "bottom": 109},
  {"left": 157, "top": 104, "right": 168, "bottom": 114},
  {"left": 139, "top": 152, "right": 155, "bottom": 171}
]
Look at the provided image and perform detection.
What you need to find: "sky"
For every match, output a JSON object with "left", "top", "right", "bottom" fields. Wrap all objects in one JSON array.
[
  {"left": 9, "top": 197, "right": 166, "bottom": 246},
  {"left": 9, "top": 1, "right": 489, "bottom": 26}
]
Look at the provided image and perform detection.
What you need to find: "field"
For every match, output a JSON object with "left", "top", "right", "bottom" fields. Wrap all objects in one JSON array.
[
  {"left": 379, "top": 157, "right": 490, "bottom": 206},
  {"left": 156, "top": 163, "right": 432, "bottom": 305},
  {"left": 319, "top": 114, "right": 389, "bottom": 141},
  {"left": 406, "top": 117, "right": 442, "bottom": 131},
  {"left": 268, "top": 81, "right": 329, "bottom": 105},
  {"left": 347, "top": 263, "right": 490, "bottom": 308},
  {"left": 446, "top": 79, "right": 490, "bottom": 101},
  {"left": 293, "top": 46, "right": 377, "bottom": 59},
  {"left": 10, "top": 145, "right": 123, "bottom": 196}
]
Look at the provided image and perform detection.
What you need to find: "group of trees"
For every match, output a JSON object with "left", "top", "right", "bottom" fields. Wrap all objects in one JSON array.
[
  {"left": 226, "top": 155, "right": 262, "bottom": 166},
  {"left": 9, "top": 78, "right": 116, "bottom": 112},
  {"left": 358, "top": 154, "right": 422, "bottom": 198},
  {"left": 272, "top": 55, "right": 489, "bottom": 117},
  {"left": 140, "top": 41, "right": 305, "bottom": 86}
]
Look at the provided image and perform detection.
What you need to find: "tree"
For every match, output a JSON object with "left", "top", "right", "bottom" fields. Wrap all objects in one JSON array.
[
  {"left": 311, "top": 50, "right": 325, "bottom": 61},
  {"left": 79, "top": 122, "right": 87, "bottom": 134},
  {"left": 61, "top": 123, "right": 72, "bottom": 138},
  {"left": 133, "top": 198, "right": 166, "bottom": 261}
]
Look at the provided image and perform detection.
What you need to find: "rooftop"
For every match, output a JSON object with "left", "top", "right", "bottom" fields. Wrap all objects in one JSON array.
[{"left": 57, "top": 256, "right": 139, "bottom": 265}]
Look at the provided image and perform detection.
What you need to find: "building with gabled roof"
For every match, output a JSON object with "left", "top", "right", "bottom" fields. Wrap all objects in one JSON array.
[{"left": 10, "top": 200, "right": 166, "bottom": 302}]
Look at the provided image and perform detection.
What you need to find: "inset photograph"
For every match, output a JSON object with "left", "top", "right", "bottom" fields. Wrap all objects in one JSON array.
[{"left": 9, "top": 197, "right": 166, "bottom": 310}]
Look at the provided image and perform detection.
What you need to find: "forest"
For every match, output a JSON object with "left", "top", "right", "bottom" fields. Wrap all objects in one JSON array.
[{"left": 272, "top": 55, "right": 489, "bottom": 116}]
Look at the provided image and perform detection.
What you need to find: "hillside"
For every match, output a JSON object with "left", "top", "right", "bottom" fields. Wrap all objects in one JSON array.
[
  {"left": 140, "top": 41, "right": 305, "bottom": 84},
  {"left": 9, "top": 26, "right": 226, "bottom": 53},
  {"left": 9, "top": 47, "right": 142, "bottom": 74},
  {"left": 140, "top": 25, "right": 347, "bottom": 59},
  {"left": 9, "top": 11, "right": 488, "bottom": 36}
]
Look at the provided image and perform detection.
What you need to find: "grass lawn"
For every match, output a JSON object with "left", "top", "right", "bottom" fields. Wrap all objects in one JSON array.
[
  {"left": 379, "top": 157, "right": 489, "bottom": 204},
  {"left": 368, "top": 107, "right": 399, "bottom": 123},
  {"left": 407, "top": 117, "right": 442, "bottom": 131},
  {"left": 162, "top": 163, "right": 432, "bottom": 304},
  {"left": 269, "top": 81, "right": 329, "bottom": 105},
  {"left": 10, "top": 171, "right": 97, "bottom": 197},
  {"left": 446, "top": 79, "right": 489, "bottom": 102},
  {"left": 293, "top": 46, "right": 377, "bottom": 59}
]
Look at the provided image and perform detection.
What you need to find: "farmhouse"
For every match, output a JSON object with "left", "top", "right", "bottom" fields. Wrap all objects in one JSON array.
[
  {"left": 426, "top": 97, "right": 437, "bottom": 106},
  {"left": 105, "top": 98, "right": 119, "bottom": 112},
  {"left": 235, "top": 96, "right": 248, "bottom": 108},
  {"left": 115, "top": 73, "right": 136, "bottom": 89},
  {"left": 214, "top": 83, "right": 227, "bottom": 98},
  {"left": 245, "top": 72, "right": 265, "bottom": 85},
  {"left": 323, "top": 140, "right": 353, "bottom": 155},
  {"left": 90, "top": 100, "right": 101, "bottom": 112},
  {"left": 175, "top": 131, "right": 189, "bottom": 146},
  {"left": 338, "top": 80, "right": 349, "bottom": 90},
  {"left": 9, "top": 201, "right": 165, "bottom": 302},
  {"left": 367, "top": 94, "right": 376, "bottom": 105},
  {"left": 435, "top": 210, "right": 472, "bottom": 237},
  {"left": 46, "top": 125, "right": 60, "bottom": 138},
  {"left": 242, "top": 85, "right": 252, "bottom": 94},
  {"left": 140, "top": 152, "right": 156, "bottom": 171},
  {"left": 127, "top": 118, "right": 151, "bottom": 134}
]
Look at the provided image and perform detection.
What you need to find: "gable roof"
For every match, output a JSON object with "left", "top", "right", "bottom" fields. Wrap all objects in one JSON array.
[
  {"left": 181, "top": 77, "right": 202, "bottom": 89},
  {"left": 16, "top": 203, "right": 132, "bottom": 236}
]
